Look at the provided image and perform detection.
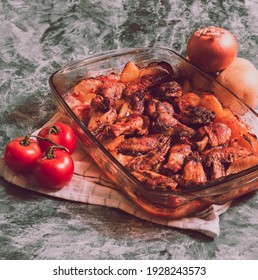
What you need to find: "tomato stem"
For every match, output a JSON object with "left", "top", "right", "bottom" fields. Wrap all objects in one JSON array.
[
  {"left": 19, "top": 135, "right": 32, "bottom": 146},
  {"left": 44, "top": 145, "right": 69, "bottom": 160},
  {"left": 49, "top": 125, "right": 59, "bottom": 136},
  {"left": 30, "top": 134, "right": 58, "bottom": 146}
]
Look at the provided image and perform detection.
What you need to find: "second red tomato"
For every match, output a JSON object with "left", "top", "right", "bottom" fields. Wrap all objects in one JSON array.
[
  {"left": 33, "top": 148, "right": 74, "bottom": 189},
  {"left": 37, "top": 122, "right": 77, "bottom": 154}
]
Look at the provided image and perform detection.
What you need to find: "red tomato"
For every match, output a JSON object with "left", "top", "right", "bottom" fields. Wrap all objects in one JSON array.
[
  {"left": 33, "top": 148, "right": 74, "bottom": 189},
  {"left": 4, "top": 136, "right": 42, "bottom": 173},
  {"left": 37, "top": 123, "right": 77, "bottom": 154}
]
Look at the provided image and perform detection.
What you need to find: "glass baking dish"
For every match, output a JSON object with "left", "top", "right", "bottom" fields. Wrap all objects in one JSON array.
[{"left": 49, "top": 47, "right": 258, "bottom": 219}]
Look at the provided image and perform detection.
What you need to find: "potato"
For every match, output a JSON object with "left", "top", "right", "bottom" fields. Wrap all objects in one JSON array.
[
  {"left": 181, "top": 92, "right": 201, "bottom": 106},
  {"left": 232, "top": 133, "right": 258, "bottom": 154},
  {"left": 226, "top": 155, "right": 258, "bottom": 176},
  {"left": 80, "top": 93, "right": 97, "bottom": 105},
  {"left": 215, "top": 108, "right": 245, "bottom": 138},
  {"left": 214, "top": 57, "right": 258, "bottom": 109},
  {"left": 73, "top": 78, "right": 102, "bottom": 97},
  {"left": 200, "top": 94, "right": 223, "bottom": 117},
  {"left": 120, "top": 61, "right": 140, "bottom": 83}
]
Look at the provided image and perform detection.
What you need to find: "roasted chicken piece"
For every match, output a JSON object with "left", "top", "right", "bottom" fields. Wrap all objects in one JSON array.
[
  {"left": 145, "top": 99, "right": 195, "bottom": 137},
  {"left": 116, "top": 94, "right": 145, "bottom": 118},
  {"left": 151, "top": 80, "right": 183, "bottom": 102},
  {"left": 177, "top": 152, "right": 207, "bottom": 187},
  {"left": 128, "top": 93, "right": 146, "bottom": 115},
  {"left": 196, "top": 122, "right": 232, "bottom": 150},
  {"left": 203, "top": 147, "right": 253, "bottom": 180},
  {"left": 132, "top": 170, "right": 178, "bottom": 191},
  {"left": 90, "top": 79, "right": 125, "bottom": 111},
  {"left": 103, "top": 135, "right": 125, "bottom": 152},
  {"left": 123, "top": 71, "right": 173, "bottom": 98},
  {"left": 109, "top": 114, "right": 149, "bottom": 137},
  {"left": 176, "top": 97, "right": 216, "bottom": 127},
  {"left": 163, "top": 143, "right": 192, "bottom": 173},
  {"left": 125, "top": 136, "right": 171, "bottom": 172},
  {"left": 118, "top": 134, "right": 167, "bottom": 156},
  {"left": 87, "top": 107, "right": 117, "bottom": 137}
]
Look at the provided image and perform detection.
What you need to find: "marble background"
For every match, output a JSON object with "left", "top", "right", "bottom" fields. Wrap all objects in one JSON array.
[{"left": 1, "top": 0, "right": 258, "bottom": 259}]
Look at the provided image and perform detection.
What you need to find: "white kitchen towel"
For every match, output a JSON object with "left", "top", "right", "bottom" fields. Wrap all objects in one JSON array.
[{"left": 0, "top": 113, "right": 231, "bottom": 238}]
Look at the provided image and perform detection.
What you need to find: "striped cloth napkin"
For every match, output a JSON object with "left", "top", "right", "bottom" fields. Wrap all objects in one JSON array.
[{"left": 0, "top": 113, "right": 231, "bottom": 238}]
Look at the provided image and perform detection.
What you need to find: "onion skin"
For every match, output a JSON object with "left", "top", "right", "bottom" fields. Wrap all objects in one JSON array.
[{"left": 187, "top": 26, "right": 238, "bottom": 73}]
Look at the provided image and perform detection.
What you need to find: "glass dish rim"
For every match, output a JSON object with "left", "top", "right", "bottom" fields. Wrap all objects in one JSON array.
[{"left": 49, "top": 46, "right": 258, "bottom": 198}]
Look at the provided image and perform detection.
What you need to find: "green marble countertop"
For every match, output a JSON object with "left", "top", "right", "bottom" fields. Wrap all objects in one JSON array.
[{"left": 1, "top": 0, "right": 258, "bottom": 260}]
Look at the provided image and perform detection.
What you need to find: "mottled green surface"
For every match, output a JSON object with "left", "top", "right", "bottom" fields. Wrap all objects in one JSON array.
[{"left": 1, "top": 0, "right": 258, "bottom": 260}]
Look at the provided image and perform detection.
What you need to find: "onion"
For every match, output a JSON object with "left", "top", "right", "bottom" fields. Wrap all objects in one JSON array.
[{"left": 187, "top": 26, "right": 238, "bottom": 73}]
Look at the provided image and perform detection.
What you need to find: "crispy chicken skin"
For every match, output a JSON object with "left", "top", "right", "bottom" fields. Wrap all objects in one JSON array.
[
  {"left": 91, "top": 79, "right": 125, "bottom": 111},
  {"left": 152, "top": 80, "right": 183, "bottom": 102},
  {"left": 109, "top": 114, "right": 149, "bottom": 137},
  {"left": 176, "top": 97, "right": 216, "bottom": 127},
  {"left": 203, "top": 147, "right": 253, "bottom": 180},
  {"left": 197, "top": 122, "right": 232, "bottom": 148},
  {"left": 176, "top": 152, "right": 207, "bottom": 187},
  {"left": 125, "top": 136, "right": 171, "bottom": 172},
  {"left": 123, "top": 71, "right": 172, "bottom": 98},
  {"left": 87, "top": 107, "right": 117, "bottom": 137},
  {"left": 163, "top": 144, "right": 192, "bottom": 173},
  {"left": 132, "top": 170, "right": 178, "bottom": 191},
  {"left": 145, "top": 99, "right": 195, "bottom": 137},
  {"left": 117, "top": 134, "right": 167, "bottom": 156}
]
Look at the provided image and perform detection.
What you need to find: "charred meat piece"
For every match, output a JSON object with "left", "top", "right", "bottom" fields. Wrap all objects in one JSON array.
[
  {"left": 145, "top": 99, "right": 173, "bottom": 118},
  {"left": 91, "top": 79, "right": 125, "bottom": 111},
  {"left": 118, "top": 134, "right": 167, "bottom": 156},
  {"left": 197, "top": 122, "right": 232, "bottom": 148},
  {"left": 203, "top": 147, "right": 253, "bottom": 180},
  {"left": 177, "top": 98, "right": 216, "bottom": 127},
  {"left": 116, "top": 94, "right": 145, "bottom": 118},
  {"left": 109, "top": 114, "right": 149, "bottom": 137},
  {"left": 145, "top": 99, "right": 195, "bottom": 137},
  {"left": 123, "top": 71, "right": 173, "bottom": 98},
  {"left": 90, "top": 95, "right": 106, "bottom": 111},
  {"left": 103, "top": 135, "right": 125, "bottom": 152},
  {"left": 163, "top": 144, "right": 192, "bottom": 173},
  {"left": 177, "top": 152, "right": 207, "bottom": 187},
  {"left": 128, "top": 93, "right": 146, "bottom": 115},
  {"left": 132, "top": 170, "right": 178, "bottom": 191},
  {"left": 87, "top": 107, "right": 117, "bottom": 137},
  {"left": 152, "top": 81, "right": 183, "bottom": 102},
  {"left": 125, "top": 136, "right": 171, "bottom": 172}
]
